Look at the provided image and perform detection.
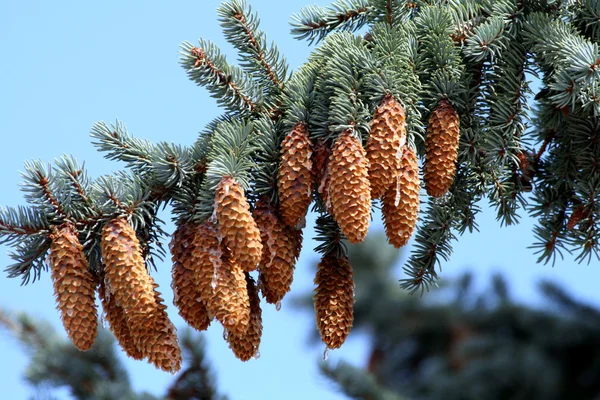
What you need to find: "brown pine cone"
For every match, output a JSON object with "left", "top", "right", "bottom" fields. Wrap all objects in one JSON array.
[
  {"left": 215, "top": 176, "right": 262, "bottom": 272},
  {"left": 382, "top": 146, "right": 421, "bottom": 248},
  {"left": 314, "top": 255, "right": 354, "bottom": 349},
  {"left": 329, "top": 129, "right": 371, "bottom": 243},
  {"left": 424, "top": 99, "right": 460, "bottom": 197},
  {"left": 98, "top": 280, "right": 143, "bottom": 360},
  {"left": 367, "top": 94, "right": 407, "bottom": 199},
  {"left": 170, "top": 222, "right": 211, "bottom": 331},
  {"left": 253, "top": 200, "right": 296, "bottom": 305},
  {"left": 278, "top": 122, "right": 314, "bottom": 227},
  {"left": 49, "top": 223, "right": 98, "bottom": 351},
  {"left": 227, "top": 274, "right": 263, "bottom": 361},
  {"left": 208, "top": 250, "right": 251, "bottom": 336}
]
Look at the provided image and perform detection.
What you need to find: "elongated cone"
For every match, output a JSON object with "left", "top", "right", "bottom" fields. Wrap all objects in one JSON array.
[
  {"left": 101, "top": 216, "right": 182, "bottom": 372},
  {"left": 424, "top": 99, "right": 460, "bottom": 197},
  {"left": 49, "top": 223, "right": 98, "bottom": 351},
  {"left": 367, "top": 94, "right": 407, "bottom": 199},
  {"left": 314, "top": 255, "right": 354, "bottom": 349},
  {"left": 98, "top": 280, "right": 143, "bottom": 360},
  {"left": 329, "top": 129, "right": 371, "bottom": 243},
  {"left": 253, "top": 200, "right": 296, "bottom": 305},
  {"left": 287, "top": 225, "right": 303, "bottom": 263},
  {"left": 278, "top": 122, "right": 314, "bottom": 227},
  {"left": 190, "top": 220, "right": 220, "bottom": 319},
  {"left": 227, "top": 274, "right": 263, "bottom": 361},
  {"left": 382, "top": 147, "right": 420, "bottom": 248},
  {"left": 170, "top": 222, "right": 210, "bottom": 331},
  {"left": 313, "top": 139, "right": 334, "bottom": 215},
  {"left": 215, "top": 176, "right": 262, "bottom": 272},
  {"left": 209, "top": 249, "right": 251, "bottom": 336},
  {"left": 143, "top": 282, "right": 182, "bottom": 373}
]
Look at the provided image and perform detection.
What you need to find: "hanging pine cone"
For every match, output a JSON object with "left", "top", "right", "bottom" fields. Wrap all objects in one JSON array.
[
  {"left": 313, "top": 139, "right": 334, "bottom": 215},
  {"left": 170, "top": 222, "right": 211, "bottom": 332},
  {"left": 49, "top": 223, "right": 98, "bottom": 351},
  {"left": 142, "top": 282, "right": 183, "bottom": 373},
  {"left": 278, "top": 121, "right": 314, "bottom": 227},
  {"left": 101, "top": 216, "right": 182, "bottom": 372},
  {"left": 424, "top": 99, "right": 460, "bottom": 197},
  {"left": 287, "top": 225, "right": 303, "bottom": 262},
  {"left": 227, "top": 274, "right": 263, "bottom": 361},
  {"left": 98, "top": 280, "right": 143, "bottom": 360},
  {"left": 209, "top": 249, "right": 251, "bottom": 336},
  {"left": 314, "top": 255, "right": 354, "bottom": 349},
  {"left": 189, "top": 219, "right": 220, "bottom": 316},
  {"left": 215, "top": 176, "right": 262, "bottom": 272},
  {"left": 382, "top": 146, "right": 421, "bottom": 248},
  {"left": 367, "top": 94, "right": 407, "bottom": 199},
  {"left": 253, "top": 200, "right": 296, "bottom": 305},
  {"left": 329, "top": 129, "right": 371, "bottom": 243}
]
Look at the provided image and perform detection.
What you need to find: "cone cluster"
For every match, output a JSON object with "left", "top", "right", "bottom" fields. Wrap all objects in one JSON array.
[
  {"left": 424, "top": 99, "right": 460, "bottom": 198},
  {"left": 49, "top": 223, "right": 98, "bottom": 351}
]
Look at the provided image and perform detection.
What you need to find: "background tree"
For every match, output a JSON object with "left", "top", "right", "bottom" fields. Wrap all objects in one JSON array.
[
  {"left": 0, "top": 310, "right": 225, "bottom": 400},
  {"left": 301, "top": 235, "right": 600, "bottom": 400}
]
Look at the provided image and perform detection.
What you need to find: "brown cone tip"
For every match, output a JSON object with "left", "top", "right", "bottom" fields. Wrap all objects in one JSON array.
[
  {"left": 382, "top": 147, "right": 421, "bottom": 248},
  {"left": 170, "top": 222, "right": 211, "bottom": 332},
  {"left": 227, "top": 274, "right": 263, "bottom": 361},
  {"left": 253, "top": 200, "right": 297, "bottom": 305},
  {"left": 329, "top": 129, "right": 372, "bottom": 243},
  {"left": 314, "top": 255, "right": 354, "bottom": 350},
  {"left": 278, "top": 122, "right": 314, "bottom": 227},
  {"left": 98, "top": 280, "right": 143, "bottom": 360},
  {"left": 209, "top": 250, "right": 251, "bottom": 336},
  {"left": 49, "top": 223, "right": 98, "bottom": 351},
  {"left": 367, "top": 94, "right": 407, "bottom": 199},
  {"left": 424, "top": 99, "right": 460, "bottom": 198},
  {"left": 215, "top": 176, "right": 263, "bottom": 272}
]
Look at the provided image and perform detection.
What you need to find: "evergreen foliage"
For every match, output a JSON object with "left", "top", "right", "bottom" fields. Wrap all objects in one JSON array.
[
  {"left": 1, "top": 0, "right": 599, "bottom": 364},
  {"left": 300, "top": 236, "right": 600, "bottom": 400},
  {"left": 0, "top": 309, "right": 225, "bottom": 400}
]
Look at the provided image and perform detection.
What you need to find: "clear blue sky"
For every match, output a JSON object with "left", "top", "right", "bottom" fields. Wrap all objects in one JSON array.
[{"left": 0, "top": 1, "right": 598, "bottom": 399}]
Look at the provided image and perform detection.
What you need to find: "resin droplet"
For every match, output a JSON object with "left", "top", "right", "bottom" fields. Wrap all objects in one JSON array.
[
  {"left": 276, "top": 300, "right": 282, "bottom": 311},
  {"left": 323, "top": 347, "right": 330, "bottom": 362},
  {"left": 252, "top": 350, "right": 261, "bottom": 360},
  {"left": 223, "top": 329, "right": 229, "bottom": 341}
]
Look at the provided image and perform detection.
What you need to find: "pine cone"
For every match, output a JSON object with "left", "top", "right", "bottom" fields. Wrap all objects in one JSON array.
[
  {"left": 278, "top": 122, "right": 314, "bottom": 227},
  {"left": 142, "top": 282, "right": 183, "bottom": 373},
  {"left": 227, "top": 274, "right": 263, "bottom": 361},
  {"left": 329, "top": 129, "right": 371, "bottom": 243},
  {"left": 215, "top": 176, "right": 262, "bottom": 272},
  {"left": 382, "top": 147, "right": 421, "bottom": 248},
  {"left": 253, "top": 200, "right": 296, "bottom": 305},
  {"left": 367, "top": 94, "right": 407, "bottom": 199},
  {"left": 170, "top": 222, "right": 210, "bottom": 332},
  {"left": 424, "top": 99, "right": 460, "bottom": 197},
  {"left": 314, "top": 255, "right": 354, "bottom": 349},
  {"left": 313, "top": 139, "right": 334, "bottom": 215},
  {"left": 190, "top": 219, "right": 221, "bottom": 319},
  {"left": 101, "top": 216, "right": 182, "bottom": 372},
  {"left": 49, "top": 223, "right": 98, "bottom": 351},
  {"left": 209, "top": 250, "right": 251, "bottom": 336},
  {"left": 98, "top": 280, "right": 143, "bottom": 360}
]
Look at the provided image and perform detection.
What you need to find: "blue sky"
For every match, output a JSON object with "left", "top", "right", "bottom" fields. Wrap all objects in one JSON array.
[{"left": 0, "top": 1, "right": 598, "bottom": 399}]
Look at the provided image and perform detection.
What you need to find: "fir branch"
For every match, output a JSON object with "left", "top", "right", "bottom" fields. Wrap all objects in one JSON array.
[
  {"left": 290, "top": 0, "right": 372, "bottom": 44},
  {"left": 314, "top": 214, "right": 347, "bottom": 257},
  {"left": 0, "top": 206, "right": 48, "bottom": 245},
  {"left": 180, "top": 40, "right": 263, "bottom": 115}
]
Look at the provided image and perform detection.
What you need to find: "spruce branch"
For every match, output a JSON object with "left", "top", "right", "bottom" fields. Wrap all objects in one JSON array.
[
  {"left": 291, "top": 0, "right": 372, "bottom": 44},
  {"left": 90, "top": 120, "right": 155, "bottom": 171},
  {"left": 180, "top": 40, "right": 263, "bottom": 115},
  {"left": 218, "top": 0, "right": 289, "bottom": 95}
]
